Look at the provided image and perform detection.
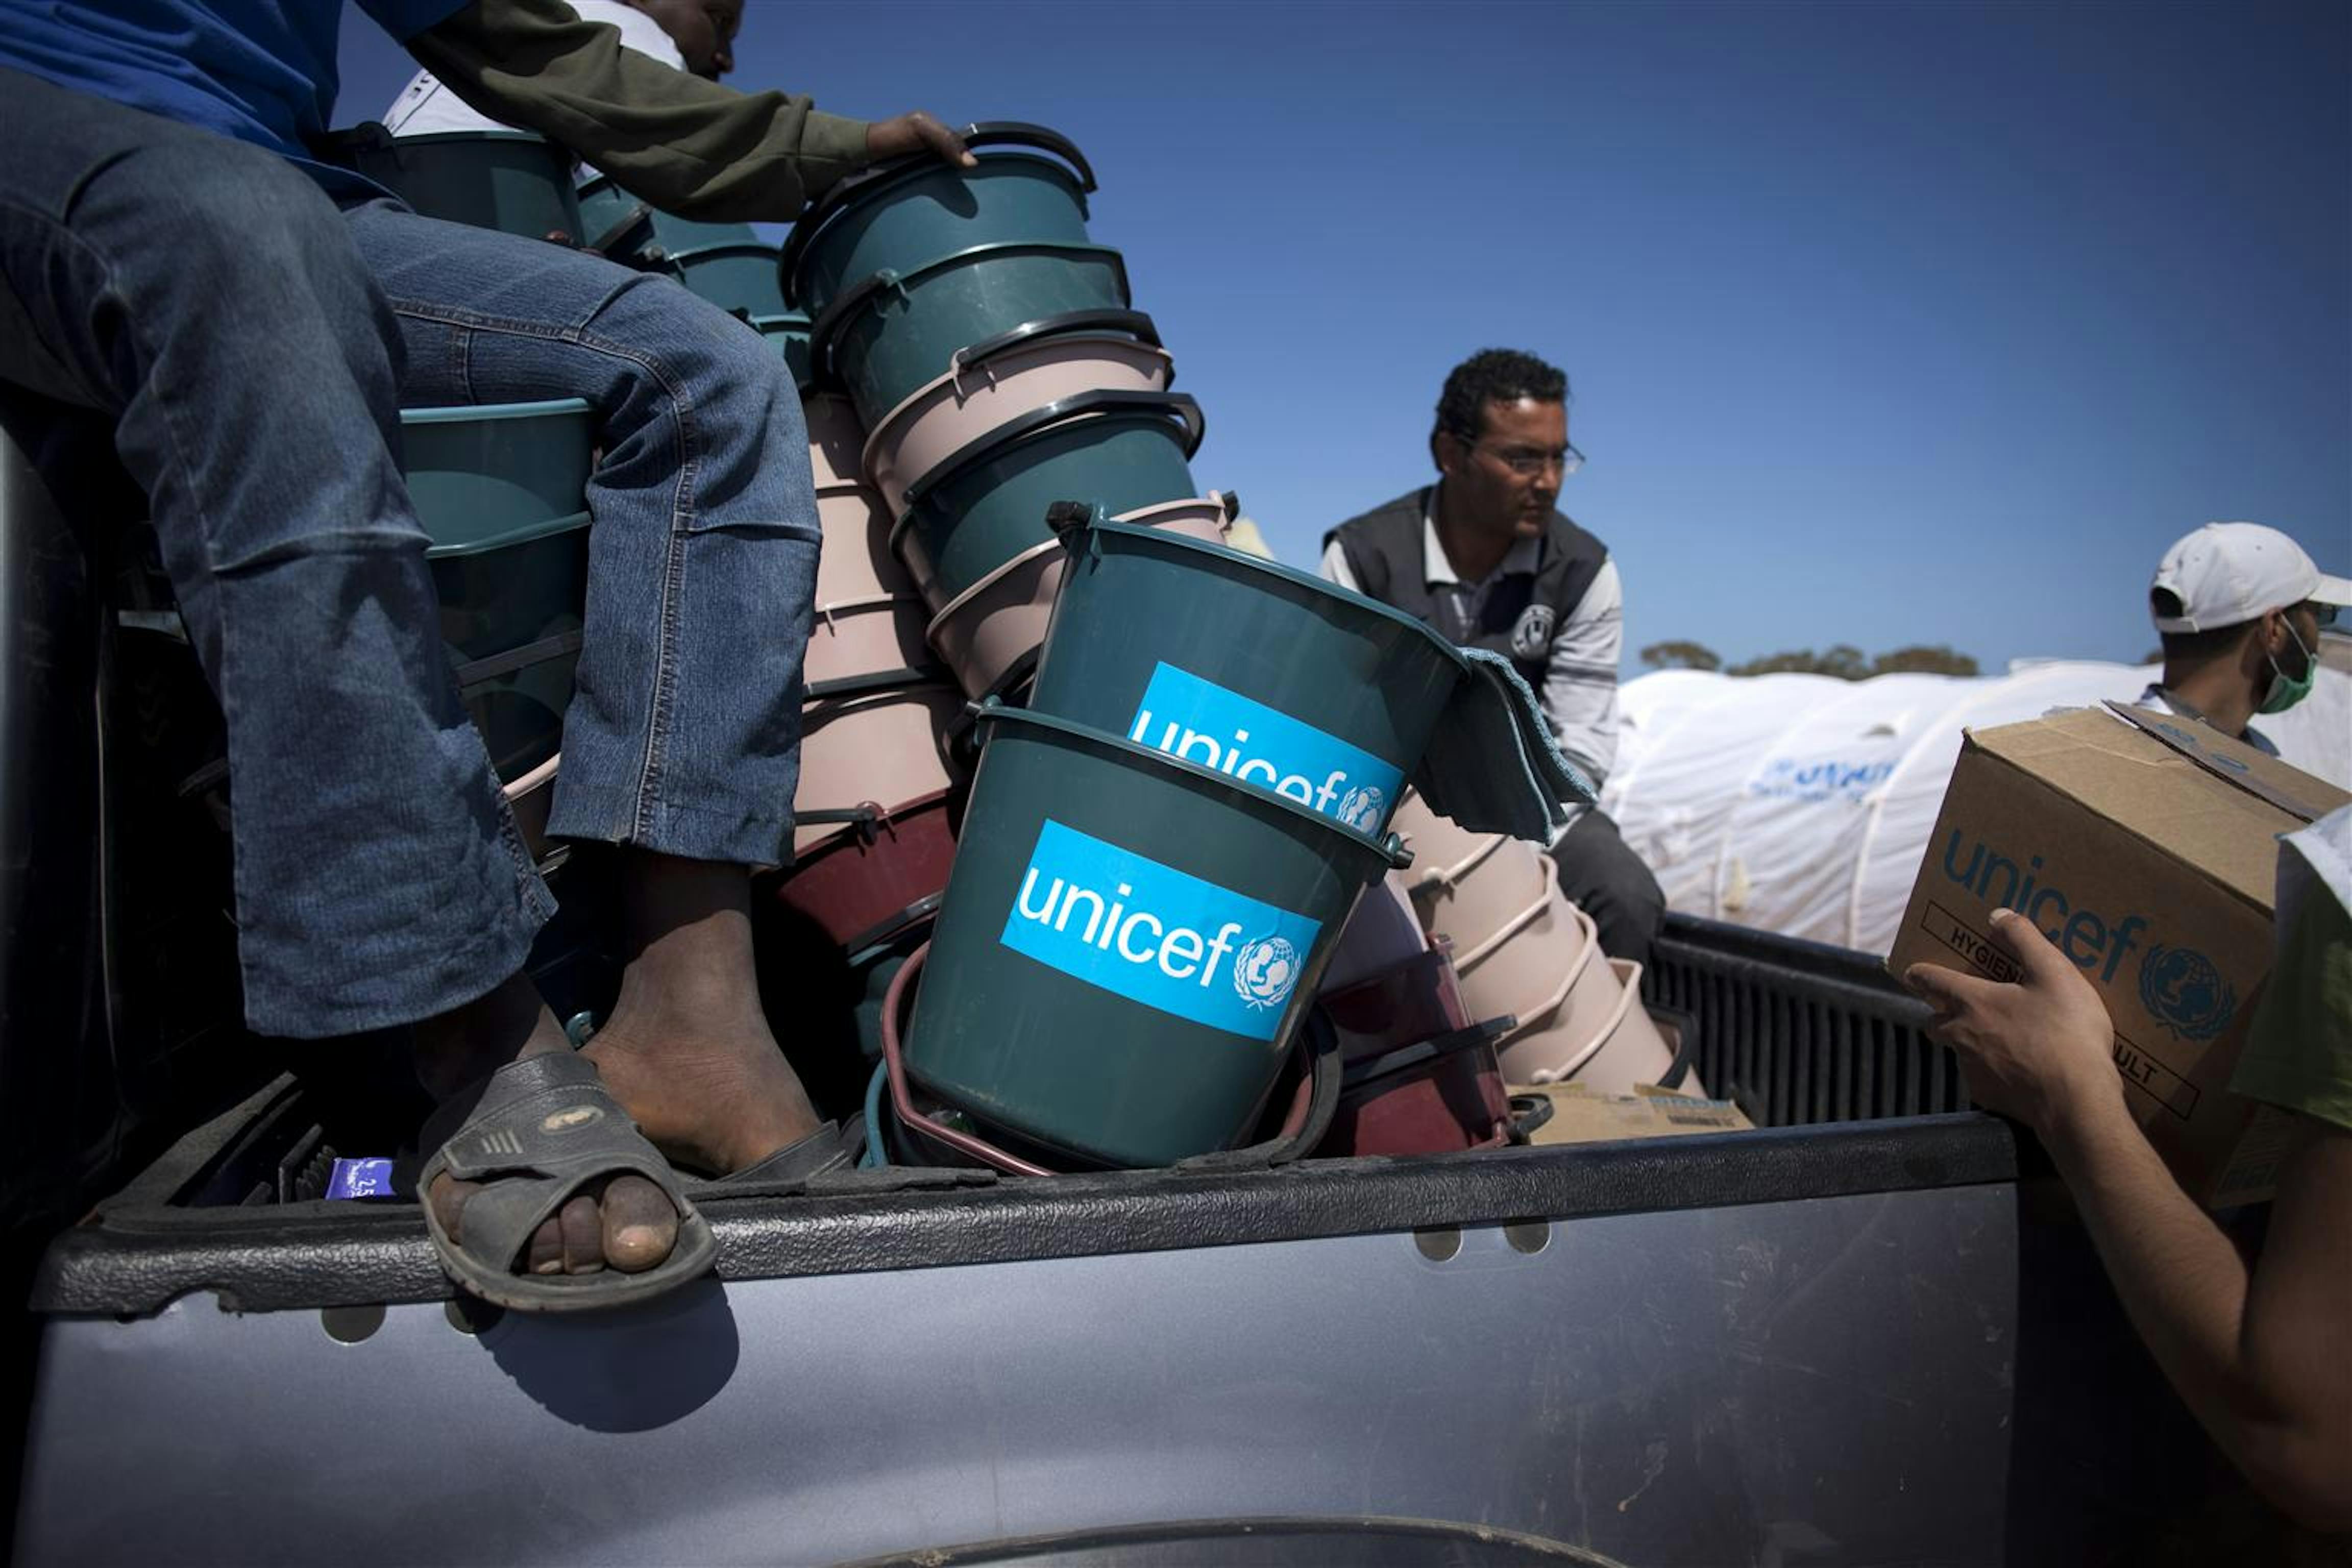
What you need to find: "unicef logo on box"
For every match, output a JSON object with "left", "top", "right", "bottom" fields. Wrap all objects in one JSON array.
[
  {"left": 1127, "top": 663, "right": 1403, "bottom": 835},
  {"left": 1000, "top": 819, "right": 1323, "bottom": 1041},
  {"left": 2138, "top": 944, "right": 2237, "bottom": 1043}
]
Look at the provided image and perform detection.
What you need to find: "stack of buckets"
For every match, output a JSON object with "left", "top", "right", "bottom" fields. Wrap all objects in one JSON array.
[
  {"left": 356, "top": 126, "right": 1686, "bottom": 1166},
  {"left": 1390, "top": 793, "right": 1689, "bottom": 1097}
]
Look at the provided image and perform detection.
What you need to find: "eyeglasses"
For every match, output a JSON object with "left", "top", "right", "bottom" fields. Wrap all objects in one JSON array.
[{"left": 1471, "top": 440, "right": 1585, "bottom": 478}]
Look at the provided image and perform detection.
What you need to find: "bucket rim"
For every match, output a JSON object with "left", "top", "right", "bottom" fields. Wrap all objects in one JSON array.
[
  {"left": 1056, "top": 515, "right": 1472, "bottom": 679},
  {"left": 422, "top": 507, "right": 591, "bottom": 560},
  {"left": 663, "top": 240, "right": 783, "bottom": 265},
  {"left": 971, "top": 697, "right": 1412, "bottom": 871},
  {"left": 807, "top": 241, "right": 1134, "bottom": 371},
  {"left": 400, "top": 397, "right": 595, "bottom": 426},
  {"left": 896, "top": 389, "right": 1203, "bottom": 516},
  {"left": 781, "top": 141, "right": 1096, "bottom": 302},
  {"left": 860, "top": 333, "right": 1176, "bottom": 481}
]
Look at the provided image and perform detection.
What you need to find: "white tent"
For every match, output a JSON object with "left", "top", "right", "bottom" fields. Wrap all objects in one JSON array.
[{"left": 1603, "top": 657, "right": 2351, "bottom": 955}]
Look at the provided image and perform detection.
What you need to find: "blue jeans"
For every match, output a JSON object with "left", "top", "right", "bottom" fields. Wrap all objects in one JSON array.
[{"left": 0, "top": 68, "right": 818, "bottom": 1038}]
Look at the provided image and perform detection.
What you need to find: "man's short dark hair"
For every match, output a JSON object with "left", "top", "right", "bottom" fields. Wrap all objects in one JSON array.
[
  {"left": 1433, "top": 349, "right": 1570, "bottom": 446},
  {"left": 2151, "top": 587, "right": 2257, "bottom": 668}
]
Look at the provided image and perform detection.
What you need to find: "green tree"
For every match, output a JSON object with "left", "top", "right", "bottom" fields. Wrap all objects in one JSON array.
[
  {"left": 1639, "top": 640, "right": 1723, "bottom": 671},
  {"left": 1870, "top": 644, "right": 1981, "bottom": 677}
]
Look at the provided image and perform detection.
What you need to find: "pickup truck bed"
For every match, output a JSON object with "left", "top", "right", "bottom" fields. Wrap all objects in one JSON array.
[{"left": 8, "top": 917, "right": 2276, "bottom": 1567}]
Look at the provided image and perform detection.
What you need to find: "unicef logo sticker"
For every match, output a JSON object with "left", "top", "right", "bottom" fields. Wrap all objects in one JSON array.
[
  {"left": 1233, "top": 935, "right": 1303, "bottom": 1012},
  {"left": 2138, "top": 945, "right": 2237, "bottom": 1043},
  {"left": 1337, "top": 784, "right": 1387, "bottom": 834}
]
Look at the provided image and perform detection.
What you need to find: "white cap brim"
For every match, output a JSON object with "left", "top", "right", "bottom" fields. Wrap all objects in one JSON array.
[{"left": 2314, "top": 571, "right": 2352, "bottom": 610}]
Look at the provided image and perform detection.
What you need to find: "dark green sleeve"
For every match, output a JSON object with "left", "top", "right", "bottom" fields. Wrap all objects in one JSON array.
[{"left": 402, "top": 0, "right": 872, "bottom": 220}]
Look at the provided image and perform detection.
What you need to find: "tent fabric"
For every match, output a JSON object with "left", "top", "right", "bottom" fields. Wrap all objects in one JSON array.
[{"left": 1604, "top": 659, "right": 2352, "bottom": 956}]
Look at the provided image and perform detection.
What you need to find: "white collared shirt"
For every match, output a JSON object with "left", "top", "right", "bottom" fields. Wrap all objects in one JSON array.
[
  {"left": 380, "top": 1, "right": 687, "bottom": 140},
  {"left": 1321, "top": 511, "right": 1625, "bottom": 802}
]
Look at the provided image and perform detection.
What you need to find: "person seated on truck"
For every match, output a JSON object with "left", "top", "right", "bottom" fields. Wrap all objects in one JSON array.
[
  {"left": 1322, "top": 348, "right": 1667, "bottom": 966},
  {"left": 383, "top": 0, "right": 729, "bottom": 138},
  {"left": 1903, "top": 806, "right": 2352, "bottom": 1534},
  {"left": 0, "top": 0, "right": 971, "bottom": 1312},
  {"left": 2142, "top": 522, "right": 2348, "bottom": 756}
]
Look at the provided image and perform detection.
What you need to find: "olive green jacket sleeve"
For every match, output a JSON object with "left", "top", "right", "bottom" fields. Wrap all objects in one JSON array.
[{"left": 402, "top": 0, "right": 872, "bottom": 220}]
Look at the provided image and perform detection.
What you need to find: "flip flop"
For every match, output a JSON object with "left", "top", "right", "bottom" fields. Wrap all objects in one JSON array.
[
  {"left": 693, "top": 1117, "right": 862, "bottom": 1190},
  {"left": 419, "top": 1051, "right": 719, "bottom": 1313}
]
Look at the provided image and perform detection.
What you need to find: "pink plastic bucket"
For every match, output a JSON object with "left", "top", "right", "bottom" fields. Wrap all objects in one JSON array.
[
  {"left": 803, "top": 593, "right": 935, "bottom": 687},
  {"left": 862, "top": 334, "right": 1177, "bottom": 518},
  {"left": 794, "top": 680, "right": 963, "bottom": 855}
]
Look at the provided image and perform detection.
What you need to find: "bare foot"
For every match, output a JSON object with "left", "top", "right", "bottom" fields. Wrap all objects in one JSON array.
[
  {"left": 413, "top": 971, "right": 681, "bottom": 1277},
  {"left": 581, "top": 850, "right": 823, "bottom": 1177}
]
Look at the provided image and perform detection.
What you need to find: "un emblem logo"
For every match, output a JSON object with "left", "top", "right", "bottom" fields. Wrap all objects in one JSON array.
[
  {"left": 1233, "top": 936, "right": 1303, "bottom": 1011},
  {"left": 2138, "top": 945, "right": 2236, "bottom": 1043},
  {"left": 1509, "top": 604, "right": 1556, "bottom": 662},
  {"left": 1337, "top": 784, "right": 1387, "bottom": 834}
]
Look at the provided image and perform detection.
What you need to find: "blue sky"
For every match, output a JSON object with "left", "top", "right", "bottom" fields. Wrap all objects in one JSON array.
[{"left": 337, "top": 1, "right": 2349, "bottom": 674}]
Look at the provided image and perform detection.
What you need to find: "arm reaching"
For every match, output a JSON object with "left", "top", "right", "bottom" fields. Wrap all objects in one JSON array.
[
  {"left": 1905, "top": 909, "right": 2352, "bottom": 1531},
  {"left": 398, "top": 0, "right": 967, "bottom": 220}
]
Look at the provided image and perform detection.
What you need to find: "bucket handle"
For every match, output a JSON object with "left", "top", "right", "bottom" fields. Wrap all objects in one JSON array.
[
  {"left": 880, "top": 942, "right": 1057, "bottom": 1177},
  {"left": 947, "top": 308, "right": 1161, "bottom": 383},
  {"left": 1338, "top": 1016, "right": 1513, "bottom": 1090},
  {"left": 899, "top": 390, "right": 1206, "bottom": 512},
  {"left": 1410, "top": 828, "right": 1511, "bottom": 896},
  {"left": 501, "top": 752, "right": 560, "bottom": 802},
  {"left": 452, "top": 628, "right": 584, "bottom": 693},
  {"left": 814, "top": 592, "right": 926, "bottom": 626},
  {"left": 1493, "top": 900, "right": 1602, "bottom": 1051},
  {"left": 804, "top": 665, "right": 948, "bottom": 702},
  {"left": 1507, "top": 1092, "right": 1556, "bottom": 1142},
  {"left": 1451, "top": 852, "right": 1564, "bottom": 974},
  {"left": 806, "top": 240, "right": 1132, "bottom": 367},
  {"left": 969, "top": 697, "right": 1413, "bottom": 870},
  {"left": 1525, "top": 959, "right": 1646, "bottom": 1086}
]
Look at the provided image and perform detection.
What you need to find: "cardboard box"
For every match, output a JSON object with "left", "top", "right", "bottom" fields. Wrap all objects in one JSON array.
[
  {"left": 1513, "top": 1082, "right": 1753, "bottom": 1145},
  {"left": 1886, "top": 704, "right": 2350, "bottom": 1206}
]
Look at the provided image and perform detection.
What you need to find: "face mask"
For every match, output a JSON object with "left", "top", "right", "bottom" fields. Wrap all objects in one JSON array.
[{"left": 2259, "top": 617, "right": 2316, "bottom": 715}]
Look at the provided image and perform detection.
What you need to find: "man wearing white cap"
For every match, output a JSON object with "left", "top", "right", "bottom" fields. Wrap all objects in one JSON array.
[{"left": 2143, "top": 522, "right": 2349, "bottom": 755}]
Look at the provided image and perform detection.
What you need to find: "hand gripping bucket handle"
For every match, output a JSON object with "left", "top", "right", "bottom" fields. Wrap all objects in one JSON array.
[
  {"left": 879, "top": 941, "right": 1341, "bottom": 1175},
  {"left": 779, "top": 121, "right": 1099, "bottom": 305}
]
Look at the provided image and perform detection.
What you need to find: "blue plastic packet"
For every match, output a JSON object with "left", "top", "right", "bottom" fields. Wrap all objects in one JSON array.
[{"left": 325, "top": 1157, "right": 396, "bottom": 1199}]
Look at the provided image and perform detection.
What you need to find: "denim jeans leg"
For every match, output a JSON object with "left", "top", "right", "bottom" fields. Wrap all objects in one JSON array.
[
  {"left": 0, "top": 71, "right": 553, "bottom": 1037},
  {"left": 341, "top": 201, "right": 818, "bottom": 869}
]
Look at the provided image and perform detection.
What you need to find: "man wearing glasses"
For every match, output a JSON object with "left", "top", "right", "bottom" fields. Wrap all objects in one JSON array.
[
  {"left": 1322, "top": 348, "right": 1665, "bottom": 967},
  {"left": 2142, "top": 522, "right": 2348, "bottom": 756}
]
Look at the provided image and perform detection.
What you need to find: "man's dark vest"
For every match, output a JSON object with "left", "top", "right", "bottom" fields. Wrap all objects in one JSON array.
[{"left": 1324, "top": 488, "right": 1609, "bottom": 688}]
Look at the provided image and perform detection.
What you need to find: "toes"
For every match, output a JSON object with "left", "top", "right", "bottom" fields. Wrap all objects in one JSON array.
[
  {"left": 558, "top": 1193, "right": 605, "bottom": 1275},
  {"left": 429, "top": 1174, "right": 481, "bottom": 1245},
  {"left": 599, "top": 1174, "right": 679, "bottom": 1274},
  {"left": 525, "top": 1211, "right": 566, "bottom": 1276}
]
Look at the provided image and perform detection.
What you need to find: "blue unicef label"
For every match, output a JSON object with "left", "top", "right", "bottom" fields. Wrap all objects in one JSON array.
[
  {"left": 1125, "top": 664, "right": 1404, "bottom": 835},
  {"left": 999, "top": 819, "right": 1324, "bottom": 1042}
]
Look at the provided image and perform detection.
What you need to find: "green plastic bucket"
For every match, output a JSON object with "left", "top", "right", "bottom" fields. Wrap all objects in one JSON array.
[
  {"left": 889, "top": 391, "right": 1200, "bottom": 610},
  {"left": 750, "top": 314, "right": 816, "bottom": 390},
  {"left": 398, "top": 399, "right": 596, "bottom": 549},
  {"left": 903, "top": 699, "right": 1408, "bottom": 1168},
  {"left": 460, "top": 640, "right": 577, "bottom": 781},
  {"left": 350, "top": 131, "right": 584, "bottom": 242},
  {"left": 666, "top": 242, "right": 788, "bottom": 317},
  {"left": 780, "top": 122, "right": 1097, "bottom": 313},
  {"left": 572, "top": 172, "right": 648, "bottom": 256},
  {"left": 426, "top": 511, "right": 590, "bottom": 664},
  {"left": 1030, "top": 518, "right": 1469, "bottom": 839},
  {"left": 814, "top": 242, "right": 1133, "bottom": 428}
]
